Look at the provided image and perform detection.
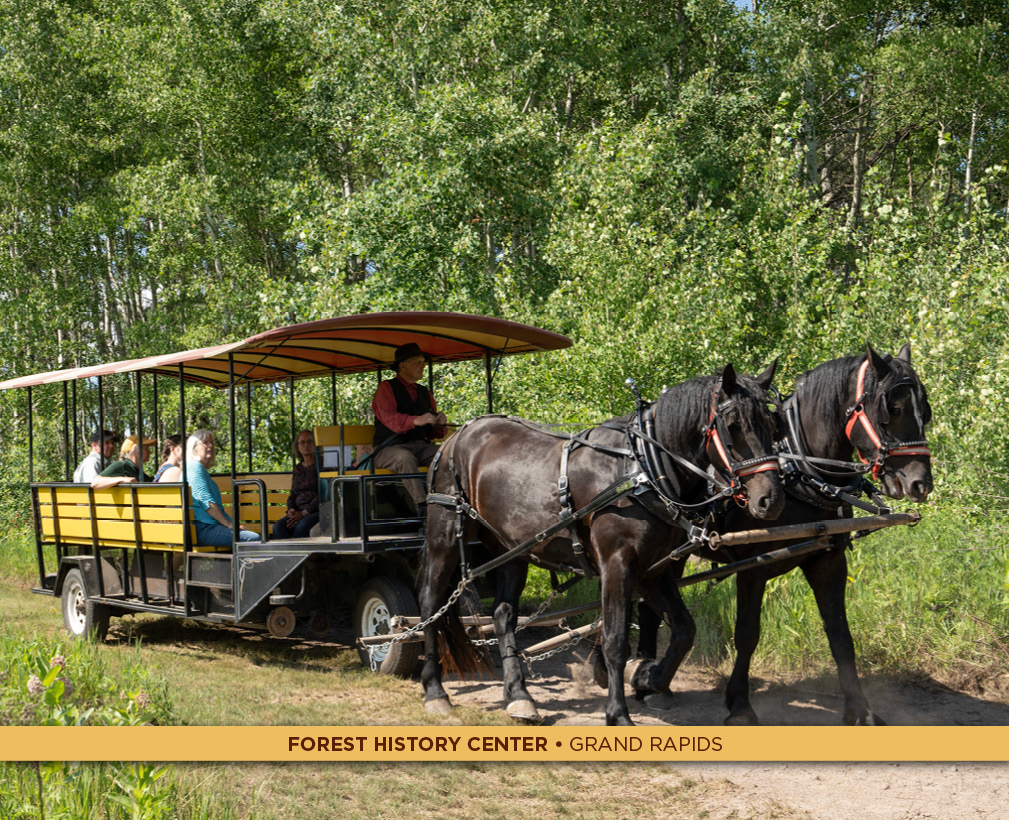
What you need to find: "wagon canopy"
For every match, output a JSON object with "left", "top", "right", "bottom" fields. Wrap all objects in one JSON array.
[{"left": 0, "top": 312, "right": 572, "bottom": 390}]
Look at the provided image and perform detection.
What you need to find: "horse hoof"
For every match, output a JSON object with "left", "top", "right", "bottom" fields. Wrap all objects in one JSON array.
[
  {"left": 506, "top": 700, "right": 540, "bottom": 722},
  {"left": 629, "top": 658, "right": 658, "bottom": 692},
  {"left": 424, "top": 698, "right": 454, "bottom": 715},
  {"left": 643, "top": 692, "right": 675, "bottom": 711},
  {"left": 724, "top": 711, "right": 760, "bottom": 726}
]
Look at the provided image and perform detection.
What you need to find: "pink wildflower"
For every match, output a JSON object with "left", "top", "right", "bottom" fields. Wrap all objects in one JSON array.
[
  {"left": 58, "top": 677, "right": 74, "bottom": 698},
  {"left": 27, "top": 675, "right": 44, "bottom": 696},
  {"left": 49, "top": 654, "right": 66, "bottom": 670}
]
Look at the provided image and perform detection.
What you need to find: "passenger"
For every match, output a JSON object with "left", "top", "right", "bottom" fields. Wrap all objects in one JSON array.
[
  {"left": 272, "top": 430, "right": 319, "bottom": 539},
  {"left": 371, "top": 342, "right": 447, "bottom": 517},
  {"left": 72, "top": 429, "right": 119, "bottom": 483},
  {"left": 186, "top": 429, "right": 260, "bottom": 547},
  {"left": 154, "top": 435, "right": 184, "bottom": 483},
  {"left": 90, "top": 434, "right": 156, "bottom": 489}
]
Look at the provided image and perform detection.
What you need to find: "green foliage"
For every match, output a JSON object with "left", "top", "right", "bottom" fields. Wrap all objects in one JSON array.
[
  {"left": 0, "top": 635, "right": 171, "bottom": 726},
  {"left": 0, "top": 635, "right": 243, "bottom": 820}
]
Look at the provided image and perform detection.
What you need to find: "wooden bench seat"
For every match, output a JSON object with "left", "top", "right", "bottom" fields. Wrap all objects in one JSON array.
[
  {"left": 36, "top": 484, "right": 217, "bottom": 552},
  {"left": 37, "top": 473, "right": 299, "bottom": 552},
  {"left": 214, "top": 473, "right": 292, "bottom": 530}
]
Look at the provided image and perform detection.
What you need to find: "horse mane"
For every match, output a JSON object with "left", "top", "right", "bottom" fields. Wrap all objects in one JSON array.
[
  {"left": 794, "top": 355, "right": 863, "bottom": 431},
  {"left": 652, "top": 373, "right": 718, "bottom": 448},
  {"left": 649, "top": 370, "right": 776, "bottom": 488}
]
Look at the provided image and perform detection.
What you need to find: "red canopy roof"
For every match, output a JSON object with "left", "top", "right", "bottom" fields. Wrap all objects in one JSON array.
[{"left": 0, "top": 312, "right": 572, "bottom": 389}]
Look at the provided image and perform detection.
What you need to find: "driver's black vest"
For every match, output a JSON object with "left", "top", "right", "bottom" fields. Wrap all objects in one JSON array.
[{"left": 373, "top": 378, "right": 434, "bottom": 446}]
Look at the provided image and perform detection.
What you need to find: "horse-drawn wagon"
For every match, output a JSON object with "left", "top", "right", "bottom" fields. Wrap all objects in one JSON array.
[{"left": 0, "top": 311, "right": 571, "bottom": 675}]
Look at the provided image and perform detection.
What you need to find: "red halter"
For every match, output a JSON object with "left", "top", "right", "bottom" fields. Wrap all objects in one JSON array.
[
  {"left": 844, "top": 359, "right": 932, "bottom": 480},
  {"left": 704, "top": 378, "right": 780, "bottom": 503}
]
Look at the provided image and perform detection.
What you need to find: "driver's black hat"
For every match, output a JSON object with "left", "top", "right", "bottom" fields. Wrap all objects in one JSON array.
[{"left": 393, "top": 343, "right": 426, "bottom": 365}]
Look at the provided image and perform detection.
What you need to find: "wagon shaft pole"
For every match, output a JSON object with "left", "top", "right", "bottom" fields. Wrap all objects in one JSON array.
[
  {"left": 706, "top": 511, "right": 920, "bottom": 549},
  {"left": 678, "top": 537, "right": 834, "bottom": 588},
  {"left": 521, "top": 622, "right": 601, "bottom": 656}
]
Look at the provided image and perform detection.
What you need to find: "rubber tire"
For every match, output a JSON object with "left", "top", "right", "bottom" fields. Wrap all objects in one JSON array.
[
  {"left": 354, "top": 576, "right": 422, "bottom": 677},
  {"left": 61, "top": 568, "right": 111, "bottom": 641}
]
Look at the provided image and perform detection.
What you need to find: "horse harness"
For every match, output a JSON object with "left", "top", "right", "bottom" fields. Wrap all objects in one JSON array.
[{"left": 426, "top": 378, "right": 780, "bottom": 584}]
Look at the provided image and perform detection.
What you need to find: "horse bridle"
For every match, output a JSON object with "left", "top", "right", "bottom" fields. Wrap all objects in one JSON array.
[
  {"left": 704, "top": 375, "right": 780, "bottom": 499},
  {"left": 844, "top": 358, "right": 931, "bottom": 481}
]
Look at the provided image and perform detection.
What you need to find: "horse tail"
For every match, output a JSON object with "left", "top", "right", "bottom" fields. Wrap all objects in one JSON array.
[
  {"left": 417, "top": 544, "right": 493, "bottom": 680},
  {"left": 433, "top": 597, "right": 493, "bottom": 679}
]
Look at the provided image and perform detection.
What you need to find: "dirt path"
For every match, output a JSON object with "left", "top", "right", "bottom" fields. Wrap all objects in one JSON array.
[
  {"left": 110, "top": 612, "right": 1009, "bottom": 819},
  {"left": 437, "top": 644, "right": 1009, "bottom": 819}
]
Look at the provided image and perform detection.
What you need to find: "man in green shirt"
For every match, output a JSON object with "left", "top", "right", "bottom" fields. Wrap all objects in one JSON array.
[{"left": 91, "top": 434, "right": 156, "bottom": 489}]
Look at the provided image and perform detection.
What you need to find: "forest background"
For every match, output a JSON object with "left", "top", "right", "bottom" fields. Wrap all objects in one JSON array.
[{"left": 1, "top": 0, "right": 1008, "bottom": 515}]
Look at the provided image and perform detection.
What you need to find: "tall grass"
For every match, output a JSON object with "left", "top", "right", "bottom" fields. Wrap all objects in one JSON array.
[
  {"left": 0, "top": 622, "right": 248, "bottom": 818},
  {"left": 683, "top": 506, "right": 1009, "bottom": 689},
  {"left": 0, "top": 531, "right": 40, "bottom": 587}
]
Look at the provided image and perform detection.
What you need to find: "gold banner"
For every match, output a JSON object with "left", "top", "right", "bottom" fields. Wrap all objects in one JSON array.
[{"left": 1, "top": 726, "right": 1007, "bottom": 762}]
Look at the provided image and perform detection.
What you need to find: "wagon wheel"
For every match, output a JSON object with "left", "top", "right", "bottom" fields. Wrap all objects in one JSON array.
[
  {"left": 266, "top": 606, "right": 296, "bottom": 638},
  {"left": 61, "top": 568, "right": 111, "bottom": 642},
  {"left": 308, "top": 611, "right": 331, "bottom": 638},
  {"left": 354, "top": 577, "right": 421, "bottom": 677}
]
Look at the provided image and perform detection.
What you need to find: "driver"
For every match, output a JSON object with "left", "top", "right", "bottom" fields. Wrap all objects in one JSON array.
[{"left": 371, "top": 342, "right": 447, "bottom": 518}]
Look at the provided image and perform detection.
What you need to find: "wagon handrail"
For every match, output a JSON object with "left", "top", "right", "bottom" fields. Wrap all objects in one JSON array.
[{"left": 233, "top": 478, "right": 268, "bottom": 541}]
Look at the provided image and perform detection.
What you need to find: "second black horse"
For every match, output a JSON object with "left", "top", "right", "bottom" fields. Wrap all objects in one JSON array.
[{"left": 627, "top": 343, "right": 933, "bottom": 725}]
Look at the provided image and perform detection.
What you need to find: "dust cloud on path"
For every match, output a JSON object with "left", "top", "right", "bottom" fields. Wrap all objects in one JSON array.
[{"left": 439, "top": 649, "right": 1009, "bottom": 820}]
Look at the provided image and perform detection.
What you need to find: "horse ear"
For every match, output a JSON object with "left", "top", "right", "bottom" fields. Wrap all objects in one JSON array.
[
  {"left": 866, "top": 343, "right": 889, "bottom": 377},
  {"left": 720, "top": 363, "right": 737, "bottom": 395},
  {"left": 755, "top": 357, "right": 778, "bottom": 390},
  {"left": 897, "top": 342, "right": 912, "bottom": 364}
]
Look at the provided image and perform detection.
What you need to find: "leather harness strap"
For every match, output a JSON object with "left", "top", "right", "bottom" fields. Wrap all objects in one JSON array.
[{"left": 844, "top": 359, "right": 931, "bottom": 480}]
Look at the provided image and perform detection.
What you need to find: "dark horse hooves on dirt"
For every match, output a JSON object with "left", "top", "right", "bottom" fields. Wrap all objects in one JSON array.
[
  {"left": 418, "top": 363, "right": 786, "bottom": 726},
  {"left": 606, "top": 344, "right": 933, "bottom": 726}
]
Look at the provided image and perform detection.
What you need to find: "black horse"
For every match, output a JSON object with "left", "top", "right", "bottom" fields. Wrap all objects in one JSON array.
[
  {"left": 628, "top": 343, "right": 933, "bottom": 725},
  {"left": 417, "top": 363, "right": 785, "bottom": 726}
]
